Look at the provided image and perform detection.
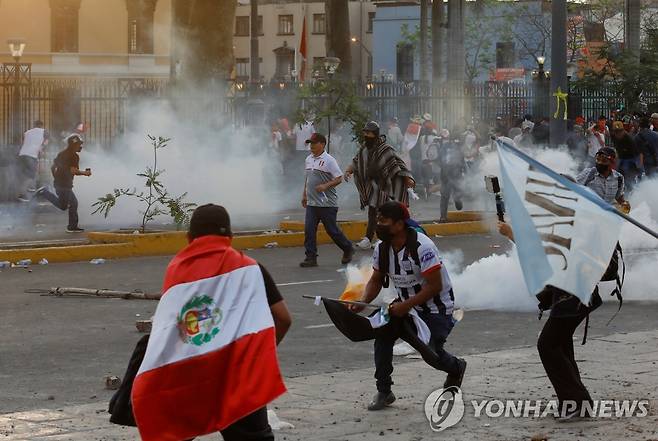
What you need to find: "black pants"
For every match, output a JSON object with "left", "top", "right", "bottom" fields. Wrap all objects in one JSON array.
[
  {"left": 41, "top": 187, "right": 79, "bottom": 229},
  {"left": 374, "top": 311, "right": 460, "bottom": 393},
  {"left": 304, "top": 206, "right": 353, "bottom": 257},
  {"left": 440, "top": 175, "right": 462, "bottom": 220},
  {"left": 365, "top": 206, "right": 377, "bottom": 241},
  {"left": 537, "top": 315, "right": 593, "bottom": 408},
  {"left": 186, "top": 407, "right": 273, "bottom": 441}
]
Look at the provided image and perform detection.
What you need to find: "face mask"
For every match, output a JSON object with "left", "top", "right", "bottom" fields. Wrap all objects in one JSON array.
[
  {"left": 595, "top": 163, "right": 609, "bottom": 174},
  {"left": 364, "top": 137, "right": 377, "bottom": 148},
  {"left": 375, "top": 224, "right": 393, "bottom": 242}
]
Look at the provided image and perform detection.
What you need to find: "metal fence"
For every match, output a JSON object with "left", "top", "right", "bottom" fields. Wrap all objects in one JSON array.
[{"left": 4, "top": 78, "right": 658, "bottom": 149}]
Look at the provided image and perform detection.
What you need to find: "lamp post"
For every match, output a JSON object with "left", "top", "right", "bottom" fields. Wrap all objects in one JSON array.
[
  {"left": 531, "top": 56, "right": 549, "bottom": 121},
  {"left": 350, "top": 36, "right": 372, "bottom": 80},
  {"left": 323, "top": 57, "right": 340, "bottom": 153},
  {"left": 2, "top": 39, "right": 31, "bottom": 146}
]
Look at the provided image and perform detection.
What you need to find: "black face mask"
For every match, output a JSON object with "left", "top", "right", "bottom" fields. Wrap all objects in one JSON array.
[
  {"left": 375, "top": 224, "right": 393, "bottom": 242},
  {"left": 364, "top": 137, "right": 377, "bottom": 148},
  {"left": 595, "top": 163, "right": 609, "bottom": 174}
]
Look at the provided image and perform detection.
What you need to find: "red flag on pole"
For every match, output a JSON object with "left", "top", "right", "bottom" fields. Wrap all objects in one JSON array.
[{"left": 299, "top": 14, "right": 307, "bottom": 82}]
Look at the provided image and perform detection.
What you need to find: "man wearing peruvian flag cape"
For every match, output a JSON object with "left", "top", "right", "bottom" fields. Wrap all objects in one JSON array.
[{"left": 132, "top": 204, "right": 292, "bottom": 441}]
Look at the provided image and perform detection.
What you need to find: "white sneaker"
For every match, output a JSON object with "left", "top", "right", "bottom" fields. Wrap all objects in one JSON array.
[{"left": 356, "top": 238, "right": 373, "bottom": 250}]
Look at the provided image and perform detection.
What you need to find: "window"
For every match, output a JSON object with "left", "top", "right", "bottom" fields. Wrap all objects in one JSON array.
[
  {"left": 396, "top": 43, "right": 414, "bottom": 81},
  {"left": 258, "top": 16, "right": 264, "bottom": 36},
  {"left": 496, "top": 42, "right": 515, "bottom": 68},
  {"left": 126, "top": 0, "right": 156, "bottom": 54},
  {"left": 51, "top": 0, "right": 81, "bottom": 52},
  {"left": 313, "top": 14, "right": 325, "bottom": 34},
  {"left": 278, "top": 15, "right": 294, "bottom": 35},
  {"left": 367, "top": 12, "right": 375, "bottom": 33},
  {"left": 235, "top": 16, "right": 250, "bottom": 36},
  {"left": 236, "top": 58, "right": 250, "bottom": 79}
]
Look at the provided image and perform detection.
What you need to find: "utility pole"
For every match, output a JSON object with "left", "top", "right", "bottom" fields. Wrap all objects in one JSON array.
[
  {"left": 250, "top": 0, "right": 260, "bottom": 83},
  {"left": 549, "top": 0, "right": 567, "bottom": 147},
  {"left": 431, "top": 0, "right": 444, "bottom": 84}
]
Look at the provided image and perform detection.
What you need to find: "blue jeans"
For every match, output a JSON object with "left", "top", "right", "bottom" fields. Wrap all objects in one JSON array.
[
  {"left": 41, "top": 187, "right": 79, "bottom": 229},
  {"left": 304, "top": 206, "right": 353, "bottom": 258},
  {"left": 374, "top": 311, "right": 460, "bottom": 393}
]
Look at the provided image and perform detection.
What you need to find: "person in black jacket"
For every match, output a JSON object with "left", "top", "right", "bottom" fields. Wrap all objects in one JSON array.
[{"left": 635, "top": 117, "right": 658, "bottom": 177}]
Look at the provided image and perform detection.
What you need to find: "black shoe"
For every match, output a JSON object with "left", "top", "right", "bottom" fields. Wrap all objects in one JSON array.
[
  {"left": 66, "top": 227, "right": 85, "bottom": 233},
  {"left": 443, "top": 358, "right": 467, "bottom": 389},
  {"left": 299, "top": 257, "right": 318, "bottom": 268},
  {"left": 341, "top": 247, "right": 354, "bottom": 264},
  {"left": 455, "top": 200, "right": 463, "bottom": 211},
  {"left": 367, "top": 391, "right": 396, "bottom": 411}
]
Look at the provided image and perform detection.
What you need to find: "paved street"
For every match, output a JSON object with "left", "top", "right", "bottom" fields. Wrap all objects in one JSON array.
[{"left": 1, "top": 234, "right": 658, "bottom": 440}]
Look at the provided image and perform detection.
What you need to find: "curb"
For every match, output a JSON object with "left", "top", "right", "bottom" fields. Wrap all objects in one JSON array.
[{"left": 0, "top": 214, "right": 493, "bottom": 264}]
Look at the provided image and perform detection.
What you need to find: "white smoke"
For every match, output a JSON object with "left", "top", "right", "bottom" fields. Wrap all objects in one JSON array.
[{"left": 74, "top": 99, "right": 290, "bottom": 230}]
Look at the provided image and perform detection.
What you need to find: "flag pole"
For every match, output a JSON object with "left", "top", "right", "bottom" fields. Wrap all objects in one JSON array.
[
  {"left": 302, "top": 295, "right": 381, "bottom": 309},
  {"left": 496, "top": 139, "right": 658, "bottom": 241}
]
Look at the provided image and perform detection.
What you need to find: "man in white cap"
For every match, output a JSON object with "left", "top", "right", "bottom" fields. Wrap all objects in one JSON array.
[{"left": 651, "top": 113, "right": 658, "bottom": 133}]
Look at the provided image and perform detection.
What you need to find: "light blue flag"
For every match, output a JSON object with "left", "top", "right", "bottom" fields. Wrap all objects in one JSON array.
[{"left": 496, "top": 140, "right": 622, "bottom": 306}]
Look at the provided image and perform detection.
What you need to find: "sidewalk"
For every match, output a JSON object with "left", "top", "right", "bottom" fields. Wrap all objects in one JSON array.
[{"left": 2, "top": 330, "right": 656, "bottom": 441}]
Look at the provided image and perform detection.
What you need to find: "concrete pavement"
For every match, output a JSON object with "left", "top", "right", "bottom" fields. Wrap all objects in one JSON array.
[{"left": 1, "top": 329, "right": 656, "bottom": 440}]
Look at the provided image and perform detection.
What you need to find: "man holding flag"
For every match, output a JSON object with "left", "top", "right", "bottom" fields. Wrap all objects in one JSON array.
[
  {"left": 494, "top": 138, "right": 638, "bottom": 421},
  {"left": 350, "top": 201, "right": 466, "bottom": 411},
  {"left": 131, "top": 204, "right": 291, "bottom": 441}
]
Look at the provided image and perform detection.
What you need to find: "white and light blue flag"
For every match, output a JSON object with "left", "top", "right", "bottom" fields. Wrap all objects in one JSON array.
[{"left": 496, "top": 140, "right": 622, "bottom": 305}]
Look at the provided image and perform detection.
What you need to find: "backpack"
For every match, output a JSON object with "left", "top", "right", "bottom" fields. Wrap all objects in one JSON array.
[{"left": 378, "top": 226, "right": 424, "bottom": 289}]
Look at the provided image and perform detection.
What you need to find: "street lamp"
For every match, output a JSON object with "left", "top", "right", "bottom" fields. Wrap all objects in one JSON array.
[
  {"left": 323, "top": 57, "right": 341, "bottom": 152},
  {"left": 531, "top": 55, "right": 549, "bottom": 120},
  {"left": 2, "top": 39, "right": 31, "bottom": 146}
]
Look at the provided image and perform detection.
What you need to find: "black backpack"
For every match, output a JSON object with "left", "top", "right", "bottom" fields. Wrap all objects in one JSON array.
[{"left": 378, "top": 226, "right": 423, "bottom": 288}]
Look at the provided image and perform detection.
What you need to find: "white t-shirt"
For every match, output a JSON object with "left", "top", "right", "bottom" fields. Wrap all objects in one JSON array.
[
  {"left": 305, "top": 150, "right": 343, "bottom": 207},
  {"left": 372, "top": 232, "right": 455, "bottom": 315},
  {"left": 294, "top": 122, "right": 315, "bottom": 151},
  {"left": 19, "top": 128, "right": 46, "bottom": 159}
]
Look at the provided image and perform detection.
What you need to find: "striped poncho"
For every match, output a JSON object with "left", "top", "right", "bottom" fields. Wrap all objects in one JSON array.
[{"left": 352, "top": 138, "right": 415, "bottom": 209}]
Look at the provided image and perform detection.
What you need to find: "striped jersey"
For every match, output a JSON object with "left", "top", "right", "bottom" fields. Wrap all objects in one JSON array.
[{"left": 372, "top": 232, "right": 455, "bottom": 315}]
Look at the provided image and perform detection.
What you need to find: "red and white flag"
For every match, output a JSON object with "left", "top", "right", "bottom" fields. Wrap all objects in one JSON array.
[
  {"left": 299, "top": 14, "right": 308, "bottom": 82},
  {"left": 132, "top": 236, "right": 286, "bottom": 441}
]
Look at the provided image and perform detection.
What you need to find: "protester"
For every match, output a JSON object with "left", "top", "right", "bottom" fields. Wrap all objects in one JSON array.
[
  {"left": 437, "top": 131, "right": 465, "bottom": 222},
  {"left": 270, "top": 123, "right": 284, "bottom": 175},
  {"left": 293, "top": 116, "right": 316, "bottom": 171},
  {"left": 461, "top": 126, "right": 481, "bottom": 172},
  {"left": 634, "top": 117, "right": 658, "bottom": 177},
  {"left": 300, "top": 133, "right": 354, "bottom": 267},
  {"left": 586, "top": 116, "right": 609, "bottom": 166},
  {"left": 514, "top": 120, "right": 535, "bottom": 150},
  {"left": 611, "top": 121, "right": 643, "bottom": 189},
  {"left": 16, "top": 120, "right": 49, "bottom": 202},
  {"left": 35, "top": 134, "right": 89, "bottom": 233},
  {"left": 131, "top": 204, "right": 291, "bottom": 441},
  {"left": 576, "top": 147, "right": 630, "bottom": 209},
  {"left": 566, "top": 121, "right": 587, "bottom": 165},
  {"left": 400, "top": 116, "right": 422, "bottom": 170},
  {"left": 351, "top": 201, "right": 467, "bottom": 410},
  {"left": 532, "top": 117, "right": 550, "bottom": 145},
  {"left": 651, "top": 112, "right": 658, "bottom": 132},
  {"left": 386, "top": 117, "right": 404, "bottom": 153},
  {"left": 344, "top": 122, "right": 415, "bottom": 250}
]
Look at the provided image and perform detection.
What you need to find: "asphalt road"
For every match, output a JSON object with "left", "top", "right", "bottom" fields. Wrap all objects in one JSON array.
[{"left": 2, "top": 234, "right": 658, "bottom": 415}]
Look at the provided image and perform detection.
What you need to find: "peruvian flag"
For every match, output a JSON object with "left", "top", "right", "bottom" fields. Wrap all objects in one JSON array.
[
  {"left": 299, "top": 14, "right": 308, "bottom": 81},
  {"left": 132, "top": 236, "right": 286, "bottom": 441}
]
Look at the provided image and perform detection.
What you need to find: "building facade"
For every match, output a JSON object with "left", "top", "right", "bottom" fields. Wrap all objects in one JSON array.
[{"left": 0, "top": 0, "right": 376, "bottom": 80}]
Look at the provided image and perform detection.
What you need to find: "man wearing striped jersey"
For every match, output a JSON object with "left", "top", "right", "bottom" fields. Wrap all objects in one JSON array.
[{"left": 351, "top": 201, "right": 467, "bottom": 411}]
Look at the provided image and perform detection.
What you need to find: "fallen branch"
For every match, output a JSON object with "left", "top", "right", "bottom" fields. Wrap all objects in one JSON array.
[{"left": 28, "top": 287, "right": 161, "bottom": 300}]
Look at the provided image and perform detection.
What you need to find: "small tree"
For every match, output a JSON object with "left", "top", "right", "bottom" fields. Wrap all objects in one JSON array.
[
  {"left": 92, "top": 135, "right": 196, "bottom": 232},
  {"left": 295, "top": 78, "right": 369, "bottom": 144}
]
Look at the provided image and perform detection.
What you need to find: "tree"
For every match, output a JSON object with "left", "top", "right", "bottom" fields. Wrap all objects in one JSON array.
[
  {"left": 171, "top": 0, "right": 237, "bottom": 86},
  {"left": 431, "top": 0, "right": 445, "bottom": 83},
  {"left": 325, "top": 0, "right": 352, "bottom": 78}
]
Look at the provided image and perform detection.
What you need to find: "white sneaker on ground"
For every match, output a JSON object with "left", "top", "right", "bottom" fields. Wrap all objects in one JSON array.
[
  {"left": 356, "top": 237, "right": 373, "bottom": 250},
  {"left": 17, "top": 196, "right": 30, "bottom": 202},
  {"left": 27, "top": 187, "right": 37, "bottom": 193}
]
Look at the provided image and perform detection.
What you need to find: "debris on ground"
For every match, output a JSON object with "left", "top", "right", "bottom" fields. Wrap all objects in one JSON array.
[
  {"left": 105, "top": 376, "right": 121, "bottom": 390},
  {"left": 264, "top": 242, "right": 279, "bottom": 248},
  {"left": 39, "top": 258, "right": 49, "bottom": 265},
  {"left": 90, "top": 258, "right": 106, "bottom": 265},
  {"left": 0, "top": 261, "right": 10, "bottom": 268},
  {"left": 531, "top": 434, "right": 548, "bottom": 441}
]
